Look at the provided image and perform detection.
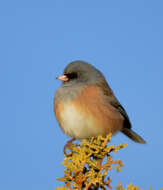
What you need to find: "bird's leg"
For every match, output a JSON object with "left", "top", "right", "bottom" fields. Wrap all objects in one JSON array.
[{"left": 64, "top": 138, "right": 76, "bottom": 155}]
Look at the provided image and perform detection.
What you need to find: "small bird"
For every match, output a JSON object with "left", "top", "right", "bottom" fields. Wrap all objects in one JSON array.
[{"left": 54, "top": 61, "right": 146, "bottom": 152}]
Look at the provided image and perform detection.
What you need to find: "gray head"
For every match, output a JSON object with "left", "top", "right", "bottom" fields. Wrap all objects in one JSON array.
[{"left": 57, "top": 61, "right": 106, "bottom": 87}]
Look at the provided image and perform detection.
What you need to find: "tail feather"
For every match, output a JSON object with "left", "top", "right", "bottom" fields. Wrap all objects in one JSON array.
[{"left": 122, "top": 128, "right": 146, "bottom": 144}]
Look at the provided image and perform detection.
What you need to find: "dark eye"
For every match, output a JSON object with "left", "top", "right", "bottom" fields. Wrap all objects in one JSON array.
[{"left": 65, "top": 72, "right": 78, "bottom": 80}]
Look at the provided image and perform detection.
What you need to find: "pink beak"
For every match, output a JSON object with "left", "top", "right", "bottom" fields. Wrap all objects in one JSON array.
[{"left": 56, "top": 75, "right": 69, "bottom": 82}]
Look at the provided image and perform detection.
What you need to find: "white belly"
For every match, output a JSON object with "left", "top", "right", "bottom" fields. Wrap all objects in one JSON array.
[{"left": 60, "top": 103, "right": 103, "bottom": 139}]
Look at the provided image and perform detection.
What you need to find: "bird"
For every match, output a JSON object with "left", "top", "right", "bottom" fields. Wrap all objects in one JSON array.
[{"left": 54, "top": 61, "right": 146, "bottom": 153}]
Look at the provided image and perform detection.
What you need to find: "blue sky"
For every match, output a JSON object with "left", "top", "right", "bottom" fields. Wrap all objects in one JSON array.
[{"left": 1, "top": 0, "right": 163, "bottom": 189}]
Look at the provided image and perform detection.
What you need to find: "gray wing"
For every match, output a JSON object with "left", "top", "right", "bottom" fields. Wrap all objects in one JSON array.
[{"left": 97, "top": 80, "right": 132, "bottom": 129}]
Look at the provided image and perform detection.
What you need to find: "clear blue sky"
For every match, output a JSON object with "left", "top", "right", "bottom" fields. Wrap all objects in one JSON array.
[{"left": 1, "top": 0, "right": 163, "bottom": 189}]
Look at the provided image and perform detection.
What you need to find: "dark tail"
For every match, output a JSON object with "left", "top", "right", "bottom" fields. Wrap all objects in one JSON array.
[{"left": 121, "top": 128, "right": 146, "bottom": 144}]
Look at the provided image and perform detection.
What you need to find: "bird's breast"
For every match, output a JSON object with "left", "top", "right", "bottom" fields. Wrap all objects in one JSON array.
[
  {"left": 55, "top": 101, "right": 105, "bottom": 139},
  {"left": 54, "top": 85, "right": 124, "bottom": 139}
]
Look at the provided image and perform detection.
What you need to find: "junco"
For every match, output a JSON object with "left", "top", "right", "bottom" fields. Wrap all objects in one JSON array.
[{"left": 54, "top": 61, "right": 146, "bottom": 152}]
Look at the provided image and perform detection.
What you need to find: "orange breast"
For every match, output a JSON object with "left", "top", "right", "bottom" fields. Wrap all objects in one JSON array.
[
  {"left": 71, "top": 85, "right": 124, "bottom": 135},
  {"left": 54, "top": 85, "right": 124, "bottom": 139}
]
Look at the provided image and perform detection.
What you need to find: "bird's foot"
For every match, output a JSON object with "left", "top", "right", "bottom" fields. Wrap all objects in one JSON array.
[{"left": 64, "top": 138, "right": 75, "bottom": 156}]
